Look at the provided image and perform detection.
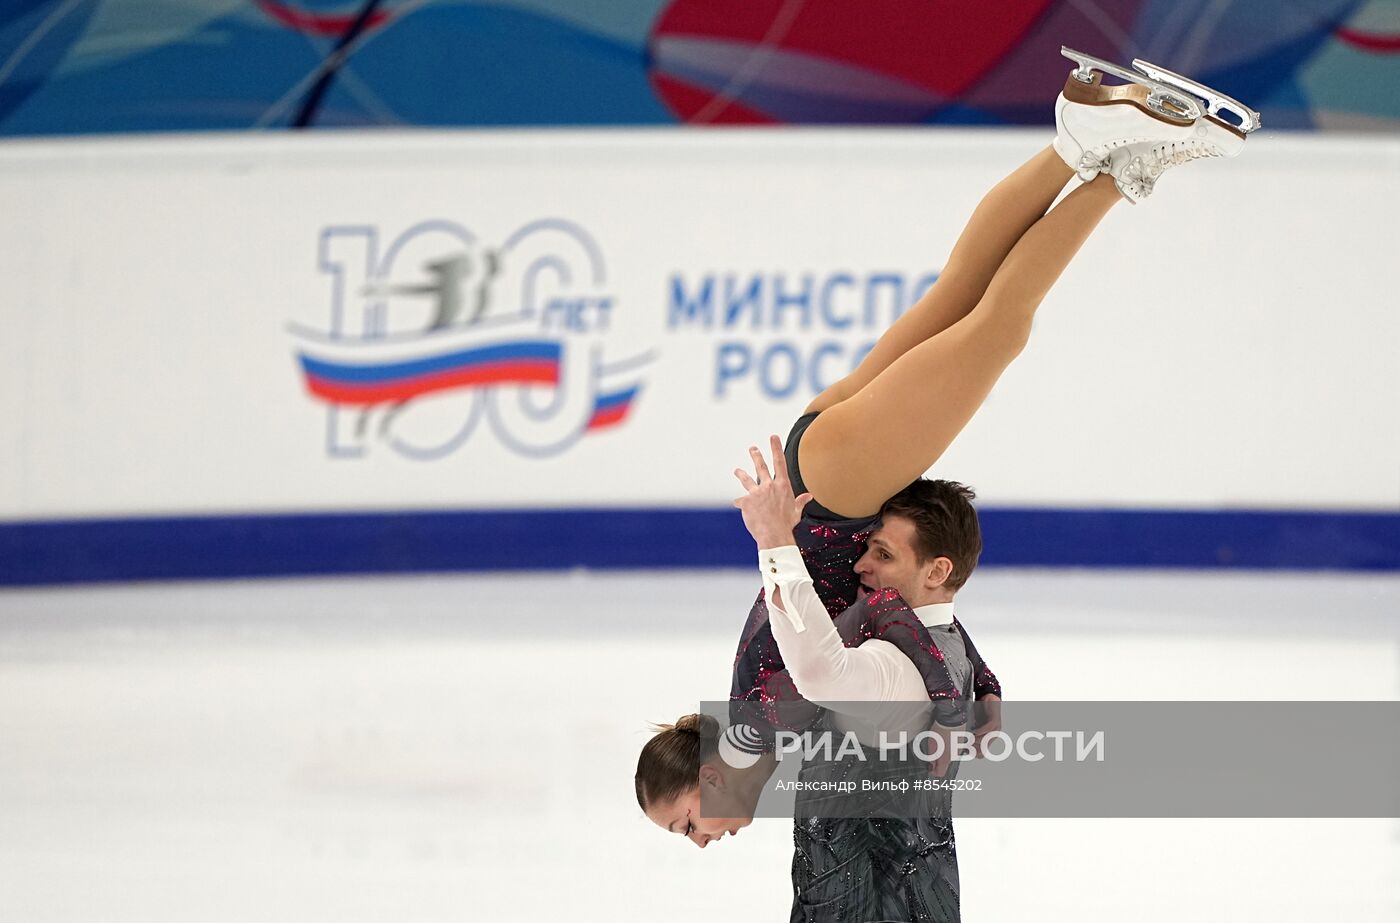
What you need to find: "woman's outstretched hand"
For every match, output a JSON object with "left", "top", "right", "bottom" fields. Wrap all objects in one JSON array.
[{"left": 733, "top": 435, "right": 813, "bottom": 549}]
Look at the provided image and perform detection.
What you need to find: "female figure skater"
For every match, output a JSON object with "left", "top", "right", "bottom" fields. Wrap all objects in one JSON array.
[{"left": 636, "top": 44, "right": 1257, "bottom": 895}]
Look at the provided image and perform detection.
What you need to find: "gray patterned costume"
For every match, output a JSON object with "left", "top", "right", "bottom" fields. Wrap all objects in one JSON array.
[{"left": 789, "top": 622, "right": 974, "bottom": 923}]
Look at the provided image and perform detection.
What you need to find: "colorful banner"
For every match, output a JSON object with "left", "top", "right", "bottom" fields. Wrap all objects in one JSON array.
[{"left": 3, "top": 1, "right": 1400, "bottom": 135}]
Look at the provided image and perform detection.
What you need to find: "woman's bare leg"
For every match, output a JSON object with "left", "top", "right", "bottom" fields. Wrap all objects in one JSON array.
[
  {"left": 801, "top": 172, "right": 1123, "bottom": 517},
  {"left": 806, "top": 145, "right": 1075, "bottom": 414}
]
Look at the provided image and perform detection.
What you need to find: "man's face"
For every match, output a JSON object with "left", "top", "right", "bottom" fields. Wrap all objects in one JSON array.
[{"left": 854, "top": 513, "right": 948, "bottom": 607}]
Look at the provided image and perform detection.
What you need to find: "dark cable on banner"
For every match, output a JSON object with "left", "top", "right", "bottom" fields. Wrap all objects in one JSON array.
[{"left": 291, "top": 0, "right": 385, "bottom": 129}]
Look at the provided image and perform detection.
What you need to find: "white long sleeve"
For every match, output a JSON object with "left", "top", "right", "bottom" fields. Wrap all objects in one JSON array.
[{"left": 758, "top": 545, "right": 925, "bottom": 705}]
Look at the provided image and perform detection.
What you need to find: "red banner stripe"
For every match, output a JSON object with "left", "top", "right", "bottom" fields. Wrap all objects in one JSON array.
[
  {"left": 586, "top": 403, "right": 632, "bottom": 430},
  {"left": 255, "top": 0, "right": 391, "bottom": 37},
  {"left": 1335, "top": 26, "right": 1400, "bottom": 53}
]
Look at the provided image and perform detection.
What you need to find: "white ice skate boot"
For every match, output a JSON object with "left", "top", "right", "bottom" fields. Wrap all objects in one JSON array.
[
  {"left": 1053, "top": 46, "right": 1205, "bottom": 181},
  {"left": 1101, "top": 62, "right": 1260, "bottom": 204}
]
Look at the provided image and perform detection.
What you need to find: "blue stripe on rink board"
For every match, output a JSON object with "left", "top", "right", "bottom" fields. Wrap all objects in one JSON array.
[
  {"left": 2, "top": 507, "right": 1400, "bottom": 585},
  {"left": 594, "top": 387, "right": 640, "bottom": 411}
]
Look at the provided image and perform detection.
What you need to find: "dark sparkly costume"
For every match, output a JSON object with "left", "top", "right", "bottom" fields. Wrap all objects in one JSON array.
[
  {"left": 728, "top": 527, "right": 1001, "bottom": 736},
  {"left": 729, "top": 414, "right": 1001, "bottom": 738},
  {"left": 728, "top": 413, "right": 1000, "bottom": 923}
]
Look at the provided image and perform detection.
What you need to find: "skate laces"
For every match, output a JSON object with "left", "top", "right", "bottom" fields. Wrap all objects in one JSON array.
[
  {"left": 1118, "top": 138, "right": 1220, "bottom": 197},
  {"left": 1154, "top": 139, "right": 1222, "bottom": 165},
  {"left": 1081, "top": 137, "right": 1218, "bottom": 183}
]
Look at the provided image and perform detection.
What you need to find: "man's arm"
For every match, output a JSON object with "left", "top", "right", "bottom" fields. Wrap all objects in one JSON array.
[
  {"left": 759, "top": 545, "right": 912, "bottom": 703},
  {"left": 952, "top": 619, "right": 1003, "bottom": 753},
  {"left": 734, "top": 437, "right": 909, "bottom": 704},
  {"left": 954, "top": 619, "right": 1003, "bottom": 700}
]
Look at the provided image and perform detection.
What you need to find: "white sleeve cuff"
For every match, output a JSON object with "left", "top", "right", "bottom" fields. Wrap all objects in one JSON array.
[{"left": 758, "top": 544, "right": 814, "bottom": 633}]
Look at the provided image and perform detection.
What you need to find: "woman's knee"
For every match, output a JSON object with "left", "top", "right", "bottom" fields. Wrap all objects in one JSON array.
[{"left": 969, "top": 302, "right": 1034, "bottom": 360}]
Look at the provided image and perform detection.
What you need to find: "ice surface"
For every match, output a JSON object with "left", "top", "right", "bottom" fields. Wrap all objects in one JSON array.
[{"left": 2, "top": 569, "right": 1398, "bottom": 921}]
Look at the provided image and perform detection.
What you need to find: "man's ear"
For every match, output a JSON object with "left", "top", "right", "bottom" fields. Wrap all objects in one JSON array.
[{"left": 924, "top": 556, "right": 954, "bottom": 589}]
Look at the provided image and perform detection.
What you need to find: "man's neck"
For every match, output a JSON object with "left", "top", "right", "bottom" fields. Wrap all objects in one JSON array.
[{"left": 907, "top": 588, "right": 955, "bottom": 609}]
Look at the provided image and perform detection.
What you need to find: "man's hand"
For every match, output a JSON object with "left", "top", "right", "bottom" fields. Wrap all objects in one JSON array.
[
  {"left": 925, "top": 723, "right": 956, "bottom": 779},
  {"left": 733, "top": 435, "right": 812, "bottom": 549},
  {"left": 973, "top": 693, "right": 1002, "bottom": 757}
]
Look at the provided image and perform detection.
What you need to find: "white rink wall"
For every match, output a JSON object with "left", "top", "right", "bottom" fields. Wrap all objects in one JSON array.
[{"left": 1, "top": 128, "right": 1398, "bottom": 522}]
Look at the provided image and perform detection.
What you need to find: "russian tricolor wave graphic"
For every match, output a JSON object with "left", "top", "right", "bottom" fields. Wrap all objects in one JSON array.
[
  {"left": 587, "top": 385, "right": 640, "bottom": 431},
  {"left": 297, "top": 335, "right": 561, "bottom": 406},
  {"left": 295, "top": 329, "right": 645, "bottom": 432}
]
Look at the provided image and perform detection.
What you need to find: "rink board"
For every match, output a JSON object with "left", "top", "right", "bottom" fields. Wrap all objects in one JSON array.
[{"left": 1, "top": 130, "right": 1397, "bottom": 580}]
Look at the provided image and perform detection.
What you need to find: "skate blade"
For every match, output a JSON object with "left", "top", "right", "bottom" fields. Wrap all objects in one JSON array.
[
  {"left": 1060, "top": 46, "right": 1201, "bottom": 124},
  {"left": 1131, "top": 58, "right": 1261, "bottom": 135}
]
